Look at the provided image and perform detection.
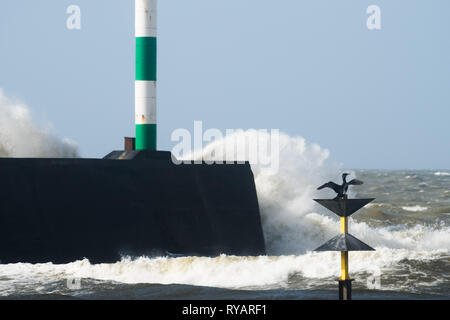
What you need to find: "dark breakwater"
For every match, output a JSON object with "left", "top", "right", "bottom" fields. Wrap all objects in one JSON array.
[{"left": 0, "top": 151, "right": 266, "bottom": 264}]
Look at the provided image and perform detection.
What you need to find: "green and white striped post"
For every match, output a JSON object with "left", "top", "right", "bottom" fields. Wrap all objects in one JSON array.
[{"left": 135, "top": 0, "right": 157, "bottom": 150}]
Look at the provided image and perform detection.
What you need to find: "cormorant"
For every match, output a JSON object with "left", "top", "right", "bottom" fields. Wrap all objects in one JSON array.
[{"left": 317, "top": 173, "right": 363, "bottom": 199}]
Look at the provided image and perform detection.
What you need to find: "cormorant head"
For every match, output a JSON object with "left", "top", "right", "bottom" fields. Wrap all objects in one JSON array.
[{"left": 342, "top": 173, "right": 350, "bottom": 179}]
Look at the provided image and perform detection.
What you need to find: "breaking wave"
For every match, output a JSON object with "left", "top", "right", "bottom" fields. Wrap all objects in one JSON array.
[
  {"left": 402, "top": 206, "right": 428, "bottom": 212},
  {"left": 0, "top": 89, "right": 78, "bottom": 158}
]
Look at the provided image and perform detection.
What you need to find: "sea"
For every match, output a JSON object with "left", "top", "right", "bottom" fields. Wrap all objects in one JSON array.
[
  {"left": 0, "top": 131, "right": 448, "bottom": 300},
  {"left": 0, "top": 170, "right": 448, "bottom": 300}
]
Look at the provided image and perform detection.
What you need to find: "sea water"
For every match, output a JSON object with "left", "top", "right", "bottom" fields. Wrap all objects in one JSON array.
[{"left": 0, "top": 131, "right": 448, "bottom": 300}]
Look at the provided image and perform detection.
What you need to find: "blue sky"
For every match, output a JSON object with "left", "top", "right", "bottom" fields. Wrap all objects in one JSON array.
[{"left": 0, "top": 0, "right": 449, "bottom": 169}]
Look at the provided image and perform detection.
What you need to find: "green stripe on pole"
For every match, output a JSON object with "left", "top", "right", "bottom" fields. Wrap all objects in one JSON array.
[
  {"left": 136, "top": 37, "right": 157, "bottom": 81},
  {"left": 136, "top": 124, "right": 157, "bottom": 150}
]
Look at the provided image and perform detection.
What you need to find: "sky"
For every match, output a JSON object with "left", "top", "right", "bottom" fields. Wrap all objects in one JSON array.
[{"left": 0, "top": 0, "right": 449, "bottom": 169}]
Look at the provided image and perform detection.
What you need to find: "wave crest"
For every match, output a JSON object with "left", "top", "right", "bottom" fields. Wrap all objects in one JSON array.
[{"left": 0, "top": 89, "right": 78, "bottom": 158}]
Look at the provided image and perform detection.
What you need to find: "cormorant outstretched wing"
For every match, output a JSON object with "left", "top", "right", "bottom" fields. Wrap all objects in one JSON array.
[
  {"left": 317, "top": 181, "right": 341, "bottom": 193},
  {"left": 348, "top": 179, "right": 363, "bottom": 185}
]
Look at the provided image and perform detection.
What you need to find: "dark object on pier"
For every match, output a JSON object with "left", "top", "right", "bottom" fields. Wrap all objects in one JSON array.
[
  {"left": 0, "top": 150, "right": 266, "bottom": 264},
  {"left": 124, "top": 137, "right": 136, "bottom": 151},
  {"left": 317, "top": 173, "right": 363, "bottom": 199}
]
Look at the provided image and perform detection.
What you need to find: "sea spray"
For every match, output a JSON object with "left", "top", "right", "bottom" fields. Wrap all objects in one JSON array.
[
  {"left": 187, "top": 129, "right": 346, "bottom": 254},
  {"left": 0, "top": 89, "right": 78, "bottom": 158}
]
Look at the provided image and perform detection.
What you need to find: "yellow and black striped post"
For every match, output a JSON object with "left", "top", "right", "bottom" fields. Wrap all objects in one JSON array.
[
  {"left": 339, "top": 209, "right": 353, "bottom": 300},
  {"left": 314, "top": 195, "right": 375, "bottom": 300}
]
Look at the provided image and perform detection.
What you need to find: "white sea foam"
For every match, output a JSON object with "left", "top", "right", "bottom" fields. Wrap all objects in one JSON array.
[
  {"left": 402, "top": 206, "right": 428, "bottom": 212},
  {"left": 0, "top": 89, "right": 78, "bottom": 158},
  {"left": 0, "top": 248, "right": 447, "bottom": 295},
  {"left": 434, "top": 172, "right": 450, "bottom": 176}
]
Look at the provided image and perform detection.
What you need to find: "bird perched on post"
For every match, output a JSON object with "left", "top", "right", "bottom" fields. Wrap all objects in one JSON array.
[{"left": 317, "top": 173, "right": 363, "bottom": 199}]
